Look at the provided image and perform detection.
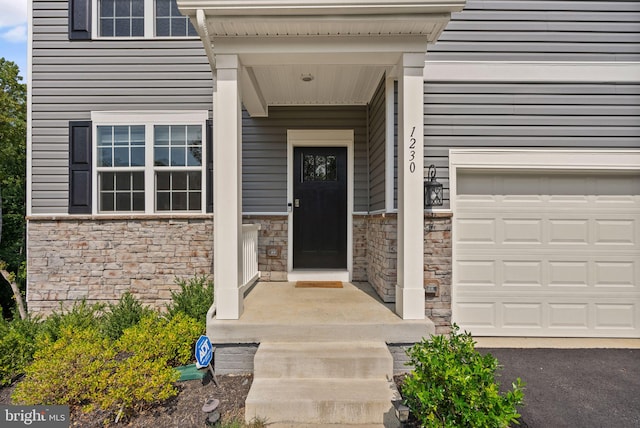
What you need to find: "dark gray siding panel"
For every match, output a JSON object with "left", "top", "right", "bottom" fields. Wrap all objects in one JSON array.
[
  {"left": 428, "top": 0, "right": 640, "bottom": 61},
  {"left": 242, "top": 106, "right": 368, "bottom": 213},
  {"left": 423, "top": 82, "right": 640, "bottom": 207},
  {"left": 368, "top": 78, "right": 386, "bottom": 212},
  {"left": 31, "top": 0, "right": 213, "bottom": 214}
]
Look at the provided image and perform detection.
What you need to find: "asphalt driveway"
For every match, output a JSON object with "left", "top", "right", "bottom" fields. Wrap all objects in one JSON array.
[{"left": 481, "top": 348, "right": 640, "bottom": 428}]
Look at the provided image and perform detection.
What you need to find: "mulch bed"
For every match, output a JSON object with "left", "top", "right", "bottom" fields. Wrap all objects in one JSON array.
[{"left": 0, "top": 374, "right": 253, "bottom": 427}]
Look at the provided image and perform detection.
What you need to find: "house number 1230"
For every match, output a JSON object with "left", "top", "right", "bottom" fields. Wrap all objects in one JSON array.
[{"left": 408, "top": 126, "right": 416, "bottom": 173}]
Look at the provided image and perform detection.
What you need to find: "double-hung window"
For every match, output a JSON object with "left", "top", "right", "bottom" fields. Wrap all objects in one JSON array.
[
  {"left": 92, "top": 111, "right": 207, "bottom": 214},
  {"left": 95, "top": 0, "right": 197, "bottom": 38}
]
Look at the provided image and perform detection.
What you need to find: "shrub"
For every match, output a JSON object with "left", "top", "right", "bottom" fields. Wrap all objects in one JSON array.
[
  {"left": 13, "top": 324, "right": 179, "bottom": 417},
  {"left": 116, "top": 312, "right": 202, "bottom": 367},
  {"left": 100, "top": 292, "right": 154, "bottom": 340},
  {"left": 0, "top": 315, "right": 42, "bottom": 386},
  {"left": 38, "top": 300, "right": 104, "bottom": 343},
  {"left": 402, "top": 325, "right": 524, "bottom": 428},
  {"left": 166, "top": 275, "right": 213, "bottom": 329}
]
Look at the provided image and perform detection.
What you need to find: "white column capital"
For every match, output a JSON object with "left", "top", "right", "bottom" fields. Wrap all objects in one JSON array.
[
  {"left": 400, "top": 52, "right": 427, "bottom": 70},
  {"left": 215, "top": 54, "right": 240, "bottom": 70}
]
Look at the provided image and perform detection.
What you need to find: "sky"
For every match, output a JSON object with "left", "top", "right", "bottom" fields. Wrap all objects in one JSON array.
[{"left": 0, "top": 0, "right": 28, "bottom": 79}]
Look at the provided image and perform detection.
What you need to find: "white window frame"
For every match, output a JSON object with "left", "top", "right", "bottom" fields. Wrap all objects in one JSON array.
[
  {"left": 91, "top": 111, "right": 208, "bottom": 215},
  {"left": 91, "top": 0, "right": 199, "bottom": 40}
]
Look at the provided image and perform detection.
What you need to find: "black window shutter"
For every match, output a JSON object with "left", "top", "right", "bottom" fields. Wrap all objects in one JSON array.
[
  {"left": 206, "top": 119, "right": 213, "bottom": 213},
  {"left": 68, "top": 0, "right": 91, "bottom": 40},
  {"left": 68, "top": 121, "right": 92, "bottom": 214}
]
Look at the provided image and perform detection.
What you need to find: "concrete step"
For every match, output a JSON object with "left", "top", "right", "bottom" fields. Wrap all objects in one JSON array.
[
  {"left": 254, "top": 342, "right": 393, "bottom": 379},
  {"left": 245, "top": 378, "right": 401, "bottom": 426}
]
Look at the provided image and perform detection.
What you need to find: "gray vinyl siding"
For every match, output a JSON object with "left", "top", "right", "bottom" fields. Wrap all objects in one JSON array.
[
  {"left": 31, "top": 0, "right": 213, "bottom": 214},
  {"left": 427, "top": 0, "right": 640, "bottom": 62},
  {"left": 423, "top": 82, "right": 640, "bottom": 208},
  {"left": 368, "top": 78, "right": 386, "bottom": 212},
  {"left": 242, "top": 106, "right": 368, "bottom": 213}
]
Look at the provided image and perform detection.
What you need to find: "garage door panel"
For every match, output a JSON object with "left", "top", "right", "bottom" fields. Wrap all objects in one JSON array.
[{"left": 454, "top": 171, "right": 640, "bottom": 337}]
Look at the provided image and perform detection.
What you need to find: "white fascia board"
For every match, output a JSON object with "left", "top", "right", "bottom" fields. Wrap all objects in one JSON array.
[
  {"left": 425, "top": 61, "right": 640, "bottom": 83},
  {"left": 449, "top": 149, "right": 640, "bottom": 171},
  {"left": 177, "top": 0, "right": 465, "bottom": 16}
]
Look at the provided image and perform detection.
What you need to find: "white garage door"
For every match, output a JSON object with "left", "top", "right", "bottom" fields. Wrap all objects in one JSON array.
[{"left": 454, "top": 171, "right": 640, "bottom": 337}]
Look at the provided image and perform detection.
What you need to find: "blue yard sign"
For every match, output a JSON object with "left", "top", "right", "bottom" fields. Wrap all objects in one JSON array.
[{"left": 195, "top": 335, "right": 213, "bottom": 368}]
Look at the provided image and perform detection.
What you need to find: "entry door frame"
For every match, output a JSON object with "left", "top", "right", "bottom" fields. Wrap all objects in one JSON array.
[{"left": 287, "top": 129, "right": 354, "bottom": 280}]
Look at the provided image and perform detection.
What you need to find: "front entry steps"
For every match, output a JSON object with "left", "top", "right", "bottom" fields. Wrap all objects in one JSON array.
[{"left": 245, "top": 341, "right": 401, "bottom": 426}]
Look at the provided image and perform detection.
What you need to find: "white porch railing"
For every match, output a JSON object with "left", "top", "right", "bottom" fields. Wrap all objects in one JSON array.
[{"left": 240, "top": 224, "right": 261, "bottom": 294}]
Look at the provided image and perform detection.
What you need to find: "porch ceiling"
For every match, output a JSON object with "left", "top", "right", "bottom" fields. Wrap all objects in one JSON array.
[{"left": 177, "top": 0, "right": 466, "bottom": 115}]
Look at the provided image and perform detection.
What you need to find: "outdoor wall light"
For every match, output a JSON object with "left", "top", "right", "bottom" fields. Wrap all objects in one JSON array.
[{"left": 424, "top": 164, "right": 443, "bottom": 207}]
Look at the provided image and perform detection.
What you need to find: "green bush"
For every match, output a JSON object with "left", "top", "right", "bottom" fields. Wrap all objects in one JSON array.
[
  {"left": 116, "top": 312, "right": 202, "bottom": 367},
  {"left": 13, "top": 325, "right": 179, "bottom": 417},
  {"left": 100, "top": 292, "right": 154, "bottom": 340},
  {"left": 402, "top": 325, "right": 524, "bottom": 428},
  {"left": 38, "top": 300, "right": 104, "bottom": 343},
  {"left": 0, "top": 315, "right": 42, "bottom": 386},
  {"left": 166, "top": 275, "right": 213, "bottom": 329}
]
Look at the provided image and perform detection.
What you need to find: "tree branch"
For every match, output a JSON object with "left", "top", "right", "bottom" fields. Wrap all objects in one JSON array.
[{"left": 0, "top": 268, "right": 27, "bottom": 320}]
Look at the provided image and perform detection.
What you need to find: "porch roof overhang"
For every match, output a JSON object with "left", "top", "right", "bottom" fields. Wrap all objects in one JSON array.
[{"left": 177, "top": 0, "right": 466, "bottom": 116}]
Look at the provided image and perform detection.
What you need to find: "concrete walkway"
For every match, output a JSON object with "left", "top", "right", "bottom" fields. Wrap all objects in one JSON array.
[{"left": 483, "top": 348, "right": 640, "bottom": 428}]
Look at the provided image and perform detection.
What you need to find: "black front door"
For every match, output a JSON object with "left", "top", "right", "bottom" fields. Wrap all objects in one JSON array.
[{"left": 293, "top": 147, "right": 347, "bottom": 269}]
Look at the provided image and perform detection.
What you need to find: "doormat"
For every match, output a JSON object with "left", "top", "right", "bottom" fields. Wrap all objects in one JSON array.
[{"left": 295, "top": 281, "right": 343, "bottom": 288}]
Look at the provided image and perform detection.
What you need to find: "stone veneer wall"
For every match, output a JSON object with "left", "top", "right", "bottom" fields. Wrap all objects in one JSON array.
[
  {"left": 27, "top": 216, "right": 214, "bottom": 314},
  {"left": 27, "top": 213, "right": 452, "bottom": 332},
  {"left": 365, "top": 213, "right": 453, "bottom": 333}
]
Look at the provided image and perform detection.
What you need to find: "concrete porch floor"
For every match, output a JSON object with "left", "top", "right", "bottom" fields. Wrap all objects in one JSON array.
[{"left": 207, "top": 282, "right": 435, "bottom": 344}]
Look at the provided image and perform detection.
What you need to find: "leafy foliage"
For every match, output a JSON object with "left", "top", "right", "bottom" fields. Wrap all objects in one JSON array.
[
  {"left": 0, "top": 58, "right": 27, "bottom": 317},
  {"left": 116, "top": 312, "right": 202, "bottom": 367},
  {"left": 38, "top": 300, "right": 104, "bottom": 343},
  {"left": 402, "top": 325, "right": 524, "bottom": 427},
  {"left": 100, "top": 292, "right": 154, "bottom": 340},
  {"left": 166, "top": 274, "right": 213, "bottom": 329},
  {"left": 0, "top": 315, "right": 42, "bottom": 386}
]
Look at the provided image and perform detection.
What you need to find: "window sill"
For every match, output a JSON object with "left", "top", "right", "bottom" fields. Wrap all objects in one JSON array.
[{"left": 27, "top": 213, "right": 213, "bottom": 221}]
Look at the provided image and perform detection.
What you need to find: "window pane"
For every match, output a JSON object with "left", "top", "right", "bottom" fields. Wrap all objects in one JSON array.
[
  {"left": 156, "top": 192, "right": 170, "bottom": 211},
  {"left": 155, "top": 125, "right": 170, "bottom": 145},
  {"left": 188, "top": 171, "right": 201, "bottom": 190},
  {"left": 132, "top": 172, "right": 145, "bottom": 190},
  {"left": 154, "top": 147, "right": 169, "bottom": 166},
  {"left": 326, "top": 156, "right": 337, "bottom": 181},
  {"left": 156, "top": 0, "right": 170, "bottom": 16},
  {"left": 131, "top": 125, "right": 145, "bottom": 145},
  {"left": 101, "top": 172, "right": 115, "bottom": 191},
  {"left": 114, "top": 126, "right": 129, "bottom": 145},
  {"left": 114, "top": 147, "right": 130, "bottom": 167},
  {"left": 115, "top": 0, "right": 130, "bottom": 16},
  {"left": 303, "top": 155, "right": 314, "bottom": 181},
  {"left": 156, "top": 18, "right": 170, "bottom": 36},
  {"left": 156, "top": 172, "right": 170, "bottom": 191},
  {"left": 171, "top": 19, "right": 186, "bottom": 37},
  {"left": 188, "top": 192, "right": 201, "bottom": 210},
  {"left": 187, "top": 146, "right": 201, "bottom": 166},
  {"left": 116, "top": 192, "right": 131, "bottom": 211},
  {"left": 170, "top": 147, "right": 185, "bottom": 166},
  {"left": 131, "top": 18, "right": 144, "bottom": 36},
  {"left": 188, "top": 22, "right": 198, "bottom": 37},
  {"left": 315, "top": 156, "right": 326, "bottom": 180},
  {"left": 97, "top": 127, "right": 112, "bottom": 146},
  {"left": 101, "top": 0, "right": 115, "bottom": 17},
  {"left": 131, "top": 147, "right": 145, "bottom": 166},
  {"left": 173, "top": 172, "right": 187, "bottom": 190},
  {"left": 170, "top": 0, "right": 181, "bottom": 16},
  {"left": 131, "top": 0, "right": 144, "bottom": 16},
  {"left": 100, "top": 19, "right": 114, "bottom": 36},
  {"left": 172, "top": 192, "right": 187, "bottom": 210},
  {"left": 132, "top": 192, "right": 145, "bottom": 211},
  {"left": 116, "top": 172, "right": 130, "bottom": 189},
  {"left": 187, "top": 125, "right": 201, "bottom": 145},
  {"left": 100, "top": 192, "right": 115, "bottom": 211},
  {"left": 115, "top": 18, "right": 131, "bottom": 36},
  {"left": 171, "top": 126, "right": 186, "bottom": 145},
  {"left": 98, "top": 148, "right": 112, "bottom": 167}
]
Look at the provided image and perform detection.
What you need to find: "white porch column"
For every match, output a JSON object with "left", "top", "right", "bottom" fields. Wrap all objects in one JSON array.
[
  {"left": 214, "top": 54, "right": 244, "bottom": 319},
  {"left": 395, "top": 53, "right": 425, "bottom": 320}
]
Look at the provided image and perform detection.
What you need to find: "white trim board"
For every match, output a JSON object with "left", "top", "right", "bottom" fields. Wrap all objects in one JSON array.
[
  {"left": 286, "top": 129, "right": 355, "bottom": 281},
  {"left": 424, "top": 61, "right": 640, "bottom": 83}
]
